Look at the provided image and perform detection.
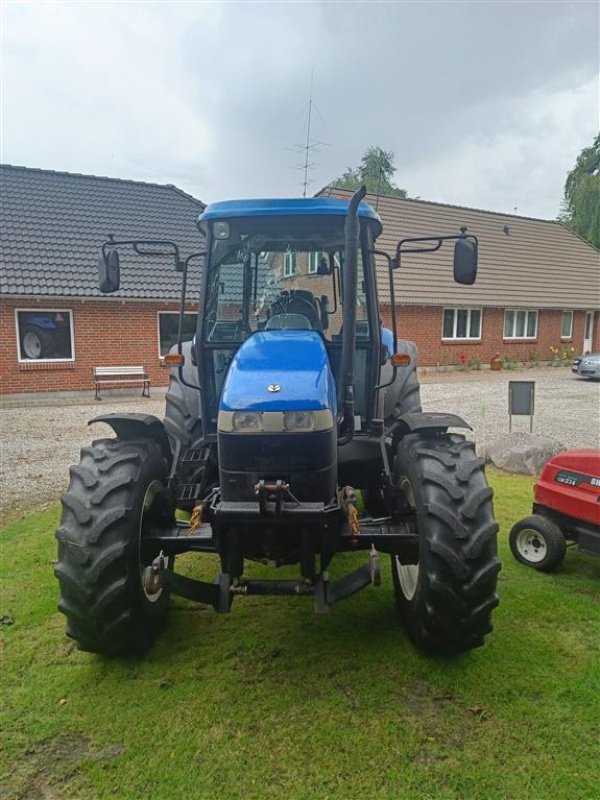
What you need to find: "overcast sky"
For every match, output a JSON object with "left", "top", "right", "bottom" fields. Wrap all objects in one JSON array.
[{"left": 1, "top": 1, "right": 598, "bottom": 219}]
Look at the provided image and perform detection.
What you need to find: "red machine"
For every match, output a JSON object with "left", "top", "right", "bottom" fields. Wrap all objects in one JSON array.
[{"left": 509, "top": 450, "right": 600, "bottom": 571}]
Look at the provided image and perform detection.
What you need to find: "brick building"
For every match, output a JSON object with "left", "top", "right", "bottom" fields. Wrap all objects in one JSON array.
[
  {"left": 0, "top": 165, "right": 205, "bottom": 395},
  {"left": 1, "top": 166, "right": 598, "bottom": 396},
  {"left": 323, "top": 187, "right": 600, "bottom": 368}
]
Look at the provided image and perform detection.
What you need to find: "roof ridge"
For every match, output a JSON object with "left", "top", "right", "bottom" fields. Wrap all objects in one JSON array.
[
  {"left": 321, "top": 184, "right": 561, "bottom": 226},
  {"left": 0, "top": 163, "right": 205, "bottom": 208}
]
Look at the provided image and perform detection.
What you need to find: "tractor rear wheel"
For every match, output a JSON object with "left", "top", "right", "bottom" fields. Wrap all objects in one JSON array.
[
  {"left": 509, "top": 515, "right": 566, "bottom": 571},
  {"left": 55, "top": 437, "right": 174, "bottom": 655},
  {"left": 391, "top": 433, "right": 500, "bottom": 655},
  {"left": 163, "top": 341, "right": 203, "bottom": 457}
]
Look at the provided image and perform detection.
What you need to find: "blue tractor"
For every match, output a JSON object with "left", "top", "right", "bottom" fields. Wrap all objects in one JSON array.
[{"left": 55, "top": 187, "right": 500, "bottom": 656}]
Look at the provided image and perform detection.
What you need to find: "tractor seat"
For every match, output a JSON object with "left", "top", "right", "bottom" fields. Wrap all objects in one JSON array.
[
  {"left": 265, "top": 313, "right": 312, "bottom": 330},
  {"left": 269, "top": 289, "right": 322, "bottom": 330}
]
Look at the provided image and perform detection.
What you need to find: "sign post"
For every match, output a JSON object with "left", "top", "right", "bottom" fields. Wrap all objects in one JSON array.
[{"left": 508, "top": 381, "right": 535, "bottom": 433}]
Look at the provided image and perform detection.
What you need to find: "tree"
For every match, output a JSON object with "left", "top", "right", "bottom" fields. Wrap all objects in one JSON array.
[
  {"left": 333, "top": 146, "right": 407, "bottom": 198},
  {"left": 562, "top": 133, "right": 600, "bottom": 249}
]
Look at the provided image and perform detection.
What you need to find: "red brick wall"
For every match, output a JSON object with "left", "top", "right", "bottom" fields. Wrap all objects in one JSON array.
[
  {"left": 380, "top": 305, "right": 594, "bottom": 366},
  {"left": 0, "top": 297, "right": 196, "bottom": 394},
  {"left": 1, "top": 296, "right": 596, "bottom": 393}
]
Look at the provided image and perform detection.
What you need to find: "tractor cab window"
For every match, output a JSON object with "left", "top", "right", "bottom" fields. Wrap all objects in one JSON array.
[{"left": 203, "top": 218, "right": 370, "bottom": 343}]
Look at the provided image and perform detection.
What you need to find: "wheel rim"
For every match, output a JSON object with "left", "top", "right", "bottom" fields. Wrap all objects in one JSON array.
[
  {"left": 23, "top": 331, "right": 42, "bottom": 359},
  {"left": 515, "top": 528, "right": 547, "bottom": 563},
  {"left": 394, "top": 476, "right": 420, "bottom": 601},
  {"left": 139, "top": 480, "right": 170, "bottom": 602}
]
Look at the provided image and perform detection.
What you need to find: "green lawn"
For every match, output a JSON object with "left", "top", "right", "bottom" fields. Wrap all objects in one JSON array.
[{"left": 1, "top": 469, "right": 599, "bottom": 800}]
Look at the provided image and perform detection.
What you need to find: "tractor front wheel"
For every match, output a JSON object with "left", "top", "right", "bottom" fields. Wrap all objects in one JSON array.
[
  {"left": 391, "top": 433, "right": 500, "bottom": 655},
  {"left": 509, "top": 515, "right": 566, "bottom": 571},
  {"left": 55, "top": 437, "right": 174, "bottom": 655}
]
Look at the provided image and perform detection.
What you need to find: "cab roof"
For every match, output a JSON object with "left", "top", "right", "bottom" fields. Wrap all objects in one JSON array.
[{"left": 198, "top": 197, "right": 382, "bottom": 232}]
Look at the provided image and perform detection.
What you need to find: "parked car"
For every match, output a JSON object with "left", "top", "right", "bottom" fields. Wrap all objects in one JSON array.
[
  {"left": 510, "top": 450, "right": 600, "bottom": 571},
  {"left": 576, "top": 353, "right": 600, "bottom": 380}
]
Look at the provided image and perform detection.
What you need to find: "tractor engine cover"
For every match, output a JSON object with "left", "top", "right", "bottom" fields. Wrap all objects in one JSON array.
[{"left": 217, "top": 330, "right": 337, "bottom": 503}]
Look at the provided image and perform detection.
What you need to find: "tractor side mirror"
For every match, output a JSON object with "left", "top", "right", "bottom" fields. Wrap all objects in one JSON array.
[
  {"left": 453, "top": 238, "right": 478, "bottom": 285},
  {"left": 98, "top": 249, "right": 120, "bottom": 293}
]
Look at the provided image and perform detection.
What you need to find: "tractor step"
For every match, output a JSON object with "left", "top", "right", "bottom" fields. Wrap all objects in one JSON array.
[
  {"left": 177, "top": 483, "right": 204, "bottom": 502},
  {"left": 181, "top": 446, "right": 211, "bottom": 464}
]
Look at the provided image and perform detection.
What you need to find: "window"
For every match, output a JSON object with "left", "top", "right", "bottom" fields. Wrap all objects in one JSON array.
[
  {"left": 442, "top": 308, "right": 482, "bottom": 340},
  {"left": 158, "top": 312, "right": 197, "bottom": 357},
  {"left": 504, "top": 309, "right": 537, "bottom": 339},
  {"left": 308, "top": 251, "right": 321, "bottom": 274},
  {"left": 16, "top": 309, "right": 74, "bottom": 361},
  {"left": 561, "top": 311, "right": 573, "bottom": 339},
  {"left": 283, "top": 251, "right": 297, "bottom": 278}
]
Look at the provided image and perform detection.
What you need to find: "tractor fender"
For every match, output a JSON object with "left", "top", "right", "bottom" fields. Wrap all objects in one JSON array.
[
  {"left": 89, "top": 413, "right": 172, "bottom": 467},
  {"left": 397, "top": 411, "right": 472, "bottom": 434}
]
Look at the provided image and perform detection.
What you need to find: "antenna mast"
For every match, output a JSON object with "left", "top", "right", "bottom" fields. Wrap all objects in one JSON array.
[{"left": 302, "top": 71, "right": 314, "bottom": 198}]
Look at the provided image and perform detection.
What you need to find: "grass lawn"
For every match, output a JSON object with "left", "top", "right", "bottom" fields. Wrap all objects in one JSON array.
[{"left": 1, "top": 468, "right": 599, "bottom": 800}]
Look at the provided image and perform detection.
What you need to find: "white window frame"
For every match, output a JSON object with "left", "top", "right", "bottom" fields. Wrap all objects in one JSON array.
[
  {"left": 15, "top": 307, "right": 75, "bottom": 363},
  {"left": 308, "top": 251, "right": 320, "bottom": 275},
  {"left": 441, "top": 308, "right": 482, "bottom": 341},
  {"left": 283, "top": 251, "right": 297, "bottom": 278},
  {"left": 157, "top": 310, "right": 197, "bottom": 359},
  {"left": 504, "top": 309, "right": 538, "bottom": 340},
  {"left": 561, "top": 310, "right": 574, "bottom": 339}
]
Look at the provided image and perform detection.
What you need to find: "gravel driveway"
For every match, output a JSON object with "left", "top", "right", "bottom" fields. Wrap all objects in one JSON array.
[{"left": 1, "top": 368, "right": 598, "bottom": 523}]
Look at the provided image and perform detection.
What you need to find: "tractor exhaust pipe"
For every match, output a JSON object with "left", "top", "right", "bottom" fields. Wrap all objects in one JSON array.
[{"left": 338, "top": 185, "right": 367, "bottom": 445}]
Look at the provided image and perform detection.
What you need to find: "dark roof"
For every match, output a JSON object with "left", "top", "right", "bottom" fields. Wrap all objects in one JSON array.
[
  {"left": 321, "top": 186, "right": 600, "bottom": 309},
  {"left": 0, "top": 164, "right": 206, "bottom": 299}
]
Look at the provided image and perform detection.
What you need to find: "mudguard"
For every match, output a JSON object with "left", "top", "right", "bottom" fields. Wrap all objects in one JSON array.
[{"left": 89, "top": 413, "right": 172, "bottom": 466}]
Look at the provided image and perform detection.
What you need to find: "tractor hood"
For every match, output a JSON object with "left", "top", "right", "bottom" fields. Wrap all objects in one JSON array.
[{"left": 219, "top": 330, "right": 336, "bottom": 415}]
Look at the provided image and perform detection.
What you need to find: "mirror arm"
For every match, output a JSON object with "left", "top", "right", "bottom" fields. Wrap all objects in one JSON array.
[
  {"left": 394, "top": 233, "right": 478, "bottom": 268},
  {"left": 175, "top": 251, "right": 204, "bottom": 394},
  {"left": 370, "top": 250, "right": 398, "bottom": 395},
  {"left": 101, "top": 239, "right": 186, "bottom": 270}
]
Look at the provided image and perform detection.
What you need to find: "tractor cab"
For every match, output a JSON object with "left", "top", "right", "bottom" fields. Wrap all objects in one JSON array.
[{"left": 197, "top": 197, "right": 383, "bottom": 437}]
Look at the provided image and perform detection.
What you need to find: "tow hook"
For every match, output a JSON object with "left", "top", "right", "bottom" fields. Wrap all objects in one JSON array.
[{"left": 143, "top": 550, "right": 165, "bottom": 595}]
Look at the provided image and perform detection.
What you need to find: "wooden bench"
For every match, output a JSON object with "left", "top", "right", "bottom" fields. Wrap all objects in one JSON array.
[{"left": 93, "top": 366, "right": 150, "bottom": 400}]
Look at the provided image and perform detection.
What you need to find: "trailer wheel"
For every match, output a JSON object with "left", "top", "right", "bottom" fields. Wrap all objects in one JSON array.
[
  {"left": 55, "top": 437, "right": 174, "bottom": 655},
  {"left": 509, "top": 515, "right": 566, "bottom": 572},
  {"left": 391, "top": 433, "right": 500, "bottom": 655}
]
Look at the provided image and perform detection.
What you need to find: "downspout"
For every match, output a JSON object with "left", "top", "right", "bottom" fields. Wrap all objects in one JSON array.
[{"left": 338, "top": 185, "right": 366, "bottom": 445}]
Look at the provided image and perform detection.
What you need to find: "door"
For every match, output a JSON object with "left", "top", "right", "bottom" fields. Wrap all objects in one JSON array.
[{"left": 583, "top": 311, "right": 594, "bottom": 353}]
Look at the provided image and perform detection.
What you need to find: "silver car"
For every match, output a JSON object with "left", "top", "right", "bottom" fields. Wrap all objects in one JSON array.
[{"left": 577, "top": 353, "right": 600, "bottom": 379}]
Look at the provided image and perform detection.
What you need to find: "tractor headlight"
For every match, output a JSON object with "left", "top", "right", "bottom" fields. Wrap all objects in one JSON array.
[
  {"left": 283, "top": 411, "right": 315, "bottom": 431},
  {"left": 232, "top": 411, "right": 263, "bottom": 431}
]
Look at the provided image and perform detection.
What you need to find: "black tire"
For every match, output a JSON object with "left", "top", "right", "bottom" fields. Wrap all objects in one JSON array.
[
  {"left": 55, "top": 437, "right": 174, "bottom": 655},
  {"left": 383, "top": 339, "right": 422, "bottom": 424},
  {"left": 366, "top": 341, "right": 422, "bottom": 517},
  {"left": 163, "top": 341, "right": 203, "bottom": 456},
  {"left": 509, "top": 515, "right": 566, "bottom": 572},
  {"left": 391, "top": 433, "right": 500, "bottom": 655}
]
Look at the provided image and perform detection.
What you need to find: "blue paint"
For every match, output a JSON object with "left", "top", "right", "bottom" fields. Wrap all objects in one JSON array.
[
  {"left": 199, "top": 197, "right": 381, "bottom": 227},
  {"left": 220, "top": 331, "right": 337, "bottom": 414},
  {"left": 28, "top": 316, "right": 57, "bottom": 330}
]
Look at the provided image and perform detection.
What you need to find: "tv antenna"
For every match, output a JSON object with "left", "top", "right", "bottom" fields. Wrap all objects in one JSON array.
[{"left": 289, "top": 71, "right": 328, "bottom": 197}]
